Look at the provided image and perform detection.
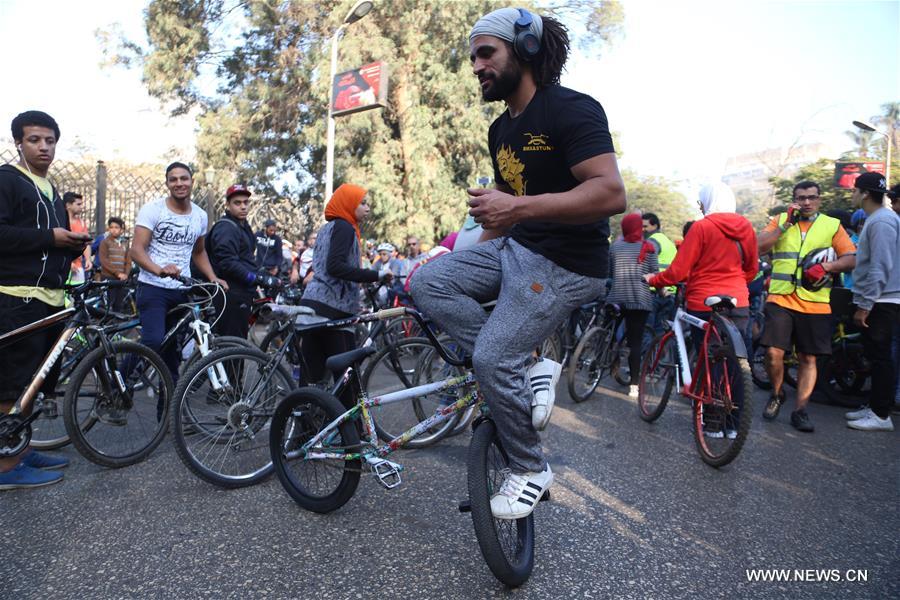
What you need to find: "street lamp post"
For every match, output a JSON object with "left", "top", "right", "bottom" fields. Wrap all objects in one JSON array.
[
  {"left": 325, "top": 0, "right": 374, "bottom": 202},
  {"left": 853, "top": 119, "right": 892, "bottom": 206}
]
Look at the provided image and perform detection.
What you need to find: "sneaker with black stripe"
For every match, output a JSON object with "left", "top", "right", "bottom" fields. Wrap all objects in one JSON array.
[
  {"left": 490, "top": 464, "right": 553, "bottom": 520},
  {"left": 529, "top": 358, "right": 562, "bottom": 431}
]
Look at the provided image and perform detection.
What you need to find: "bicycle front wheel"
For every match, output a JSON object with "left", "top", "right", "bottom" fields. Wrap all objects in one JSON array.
[
  {"left": 566, "top": 324, "right": 611, "bottom": 403},
  {"left": 63, "top": 342, "right": 173, "bottom": 468},
  {"left": 467, "top": 418, "right": 535, "bottom": 587},
  {"left": 638, "top": 332, "right": 676, "bottom": 422},
  {"left": 692, "top": 321, "right": 753, "bottom": 467},
  {"left": 270, "top": 387, "right": 361, "bottom": 513},
  {"left": 172, "top": 346, "right": 294, "bottom": 488}
]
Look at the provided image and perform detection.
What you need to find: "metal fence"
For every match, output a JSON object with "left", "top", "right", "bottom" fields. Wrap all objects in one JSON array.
[{"left": 0, "top": 149, "right": 320, "bottom": 243}]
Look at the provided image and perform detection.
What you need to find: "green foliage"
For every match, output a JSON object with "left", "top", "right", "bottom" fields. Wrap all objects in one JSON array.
[
  {"left": 769, "top": 158, "right": 853, "bottom": 212},
  {"left": 612, "top": 170, "right": 695, "bottom": 241},
  {"left": 112, "top": 0, "right": 624, "bottom": 244}
]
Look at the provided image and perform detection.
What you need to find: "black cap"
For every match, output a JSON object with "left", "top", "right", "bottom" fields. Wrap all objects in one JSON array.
[
  {"left": 264, "top": 218, "right": 276, "bottom": 227},
  {"left": 854, "top": 172, "right": 888, "bottom": 194}
]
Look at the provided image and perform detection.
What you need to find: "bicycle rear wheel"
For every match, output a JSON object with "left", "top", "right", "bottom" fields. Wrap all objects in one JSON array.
[
  {"left": 270, "top": 387, "right": 361, "bottom": 513},
  {"left": 692, "top": 321, "right": 753, "bottom": 467},
  {"left": 361, "top": 337, "right": 460, "bottom": 448},
  {"left": 63, "top": 342, "right": 173, "bottom": 468},
  {"left": 467, "top": 418, "right": 535, "bottom": 587},
  {"left": 172, "top": 346, "right": 294, "bottom": 488},
  {"left": 566, "top": 324, "right": 611, "bottom": 403},
  {"left": 638, "top": 332, "right": 676, "bottom": 422}
]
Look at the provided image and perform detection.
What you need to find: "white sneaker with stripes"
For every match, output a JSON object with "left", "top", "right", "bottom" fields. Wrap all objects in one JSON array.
[
  {"left": 529, "top": 358, "right": 562, "bottom": 431},
  {"left": 490, "top": 464, "right": 553, "bottom": 520}
]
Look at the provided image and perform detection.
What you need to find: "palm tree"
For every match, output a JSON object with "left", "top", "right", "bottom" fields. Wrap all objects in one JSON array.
[
  {"left": 845, "top": 128, "right": 875, "bottom": 157},
  {"left": 873, "top": 101, "right": 900, "bottom": 156}
]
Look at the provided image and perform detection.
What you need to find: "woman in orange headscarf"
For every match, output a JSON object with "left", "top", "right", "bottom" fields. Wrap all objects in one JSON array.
[{"left": 299, "top": 184, "right": 390, "bottom": 404}]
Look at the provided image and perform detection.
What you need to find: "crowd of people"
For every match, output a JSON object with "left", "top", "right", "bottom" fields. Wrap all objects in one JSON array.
[{"left": 1, "top": 6, "right": 897, "bottom": 533}]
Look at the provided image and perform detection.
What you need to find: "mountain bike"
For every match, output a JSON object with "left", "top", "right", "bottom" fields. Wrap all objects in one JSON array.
[
  {"left": 638, "top": 295, "right": 753, "bottom": 467},
  {"left": 567, "top": 301, "right": 629, "bottom": 402},
  {"left": 31, "top": 276, "right": 251, "bottom": 451},
  {"left": 0, "top": 280, "right": 173, "bottom": 468},
  {"left": 269, "top": 306, "right": 546, "bottom": 587}
]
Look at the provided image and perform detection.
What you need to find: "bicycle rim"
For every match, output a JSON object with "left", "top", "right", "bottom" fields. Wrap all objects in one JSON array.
[{"left": 174, "top": 347, "right": 293, "bottom": 487}]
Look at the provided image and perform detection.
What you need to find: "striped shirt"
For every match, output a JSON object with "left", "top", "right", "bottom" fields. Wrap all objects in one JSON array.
[{"left": 607, "top": 240, "right": 657, "bottom": 311}]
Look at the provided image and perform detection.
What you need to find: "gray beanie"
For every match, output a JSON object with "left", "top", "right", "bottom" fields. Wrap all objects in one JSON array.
[{"left": 469, "top": 7, "right": 543, "bottom": 45}]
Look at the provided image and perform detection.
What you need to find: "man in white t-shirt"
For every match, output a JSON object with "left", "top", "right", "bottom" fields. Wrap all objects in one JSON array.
[{"left": 129, "top": 162, "right": 227, "bottom": 381}]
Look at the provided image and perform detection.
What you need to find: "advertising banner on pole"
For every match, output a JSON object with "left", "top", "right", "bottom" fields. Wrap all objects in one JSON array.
[
  {"left": 331, "top": 61, "right": 389, "bottom": 117},
  {"left": 834, "top": 161, "right": 885, "bottom": 189}
]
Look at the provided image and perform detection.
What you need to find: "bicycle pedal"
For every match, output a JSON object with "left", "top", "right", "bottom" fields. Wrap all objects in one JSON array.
[
  {"left": 365, "top": 457, "right": 403, "bottom": 489},
  {"left": 458, "top": 499, "right": 471, "bottom": 513}
]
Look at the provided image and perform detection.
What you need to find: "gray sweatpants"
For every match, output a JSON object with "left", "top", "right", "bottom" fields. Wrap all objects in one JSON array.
[{"left": 410, "top": 238, "right": 605, "bottom": 473}]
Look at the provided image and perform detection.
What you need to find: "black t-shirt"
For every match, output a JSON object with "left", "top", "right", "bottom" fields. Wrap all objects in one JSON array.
[{"left": 488, "top": 85, "right": 615, "bottom": 277}]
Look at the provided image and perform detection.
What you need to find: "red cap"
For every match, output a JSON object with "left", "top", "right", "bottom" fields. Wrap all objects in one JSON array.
[{"left": 225, "top": 184, "right": 252, "bottom": 200}]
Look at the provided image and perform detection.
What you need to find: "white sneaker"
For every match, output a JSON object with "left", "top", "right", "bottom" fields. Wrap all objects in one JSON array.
[
  {"left": 529, "top": 359, "right": 562, "bottom": 431},
  {"left": 628, "top": 384, "right": 639, "bottom": 398},
  {"left": 490, "top": 464, "right": 553, "bottom": 520},
  {"left": 845, "top": 406, "right": 873, "bottom": 421},
  {"left": 846, "top": 413, "right": 894, "bottom": 432}
]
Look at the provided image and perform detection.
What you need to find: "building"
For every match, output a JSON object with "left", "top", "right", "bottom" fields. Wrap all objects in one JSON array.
[{"left": 722, "top": 142, "right": 836, "bottom": 195}]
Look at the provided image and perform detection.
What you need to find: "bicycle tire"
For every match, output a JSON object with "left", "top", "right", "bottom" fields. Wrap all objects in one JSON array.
[
  {"left": 692, "top": 321, "right": 753, "bottom": 468},
  {"left": 638, "top": 332, "right": 676, "bottom": 422},
  {"left": 361, "top": 337, "right": 460, "bottom": 448},
  {"left": 566, "top": 325, "right": 609, "bottom": 403},
  {"left": 467, "top": 418, "right": 535, "bottom": 587},
  {"left": 172, "top": 346, "right": 295, "bottom": 488},
  {"left": 63, "top": 341, "right": 173, "bottom": 468},
  {"left": 832, "top": 343, "right": 869, "bottom": 393},
  {"left": 270, "top": 387, "right": 361, "bottom": 513}
]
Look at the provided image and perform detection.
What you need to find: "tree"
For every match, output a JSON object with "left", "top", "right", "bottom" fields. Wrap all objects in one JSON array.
[
  {"left": 769, "top": 158, "right": 853, "bottom": 213},
  {"left": 104, "top": 0, "right": 624, "bottom": 243},
  {"left": 612, "top": 171, "right": 695, "bottom": 241}
]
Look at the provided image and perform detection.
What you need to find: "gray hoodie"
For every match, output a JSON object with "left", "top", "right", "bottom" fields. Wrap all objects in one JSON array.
[{"left": 851, "top": 207, "right": 900, "bottom": 311}]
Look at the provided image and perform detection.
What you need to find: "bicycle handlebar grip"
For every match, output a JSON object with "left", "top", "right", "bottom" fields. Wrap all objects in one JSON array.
[{"left": 374, "top": 307, "right": 408, "bottom": 320}]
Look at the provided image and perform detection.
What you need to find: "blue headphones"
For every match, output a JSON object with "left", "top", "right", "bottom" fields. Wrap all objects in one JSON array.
[{"left": 513, "top": 8, "right": 541, "bottom": 61}]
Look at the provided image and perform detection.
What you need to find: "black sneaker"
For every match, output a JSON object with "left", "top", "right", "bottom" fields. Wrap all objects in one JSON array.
[
  {"left": 790, "top": 409, "right": 814, "bottom": 433},
  {"left": 763, "top": 390, "right": 785, "bottom": 421}
]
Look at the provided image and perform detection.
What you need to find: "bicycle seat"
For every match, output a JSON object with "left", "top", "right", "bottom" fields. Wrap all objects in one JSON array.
[
  {"left": 704, "top": 295, "right": 737, "bottom": 311},
  {"left": 603, "top": 302, "right": 622, "bottom": 317},
  {"left": 325, "top": 346, "right": 377, "bottom": 375}
]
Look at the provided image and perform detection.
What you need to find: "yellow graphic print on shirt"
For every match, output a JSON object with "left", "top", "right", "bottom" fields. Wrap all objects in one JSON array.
[{"left": 497, "top": 145, "right": 526, "bottom": 196}]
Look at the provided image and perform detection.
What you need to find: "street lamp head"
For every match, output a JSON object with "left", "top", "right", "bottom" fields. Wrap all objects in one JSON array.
[
  {"left": 852, "top": 119, "right": 878, "bottom": 133},
  {"left": 344, "top": 0, "right": 373, "bottom": 25}
]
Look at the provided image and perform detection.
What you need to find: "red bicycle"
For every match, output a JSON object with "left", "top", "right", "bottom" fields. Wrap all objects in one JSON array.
[{"left": 638, "top": 295, "right": 753, "bottom": 467}]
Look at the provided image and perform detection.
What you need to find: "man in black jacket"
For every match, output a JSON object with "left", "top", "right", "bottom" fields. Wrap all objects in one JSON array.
[
  {"left": 206, "top": 184, "right": 280, "bottom": 339},
  {"left": 0, "top": 111, "right": 90, "bottom": 489}
]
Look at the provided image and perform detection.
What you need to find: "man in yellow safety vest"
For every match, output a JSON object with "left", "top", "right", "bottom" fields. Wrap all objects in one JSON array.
[
  {"left": 642, "top": 212, "right": 677, "bottom": 337},
  {"left": 756, "top": 180, "right": 857, "bottom": 432}
]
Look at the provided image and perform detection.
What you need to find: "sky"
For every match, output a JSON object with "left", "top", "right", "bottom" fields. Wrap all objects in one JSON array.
[{"left": 0, "top": 0, "right": 897, "bottom": 193}]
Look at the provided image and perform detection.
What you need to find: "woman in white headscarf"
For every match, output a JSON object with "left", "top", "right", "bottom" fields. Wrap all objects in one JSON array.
[{"left": 644, "top": 182, "right": 759, "bottom": 437}]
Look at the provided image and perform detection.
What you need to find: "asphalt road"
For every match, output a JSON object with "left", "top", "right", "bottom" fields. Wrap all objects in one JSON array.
[{"left": 3, "top": 377, "right": 898, "bottom": 599}]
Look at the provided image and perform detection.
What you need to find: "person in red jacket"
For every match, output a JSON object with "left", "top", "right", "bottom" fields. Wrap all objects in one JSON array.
[{"left": 644, "top": 182, "right": 758, "bottom": 347}]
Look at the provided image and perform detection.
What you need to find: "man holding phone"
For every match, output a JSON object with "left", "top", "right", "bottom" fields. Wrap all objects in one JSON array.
[
  {"left": 0, "top": 110, "right": 90, "bottom": 489},
  {"left": 756, "top": 180, "right": 856, "bottom": 432}
]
